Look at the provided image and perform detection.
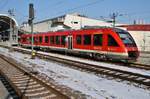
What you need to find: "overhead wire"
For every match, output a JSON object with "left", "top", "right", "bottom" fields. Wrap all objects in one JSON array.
[
  {"left": 35, "top": 0, "right": 65, "bottom": 21},
  {"left": 56, "top": 0, "right": 105, "bottom": 15},
  {"left": 39, "top": 0, "right": 65, "bottom": 13}
]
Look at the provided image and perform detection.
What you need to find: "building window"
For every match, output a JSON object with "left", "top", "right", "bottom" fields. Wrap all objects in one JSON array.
[
  {"left": 108, "top": 35, "right": 119, "bottom": 46},
  {"left": 39, "top": 36, "right": 43, "bottom": 43},
  {"left": 94, "top": 34, "right": 103, "bottom": 46},
  {"left": 50, "top": 36, "right": 54, "bottom": 44},
  {"left": 71, "top": 21, "right": 78, "bottom": 24},
  {"left": 74, "top": 22, "right": 78, "bottom": 24},
  {"left": 76, "top": 35, "right": 82, "bottom": 45},
  {"left": 61, "top": 35, "right": 66, "bottom": 46},
  {"left": 56, "top": 36, "right": 60, "bottom": 45},
  {"left": 45, "top": 36, "right": 49, "bottom": 43},
  {"left": 83, "top": 34, "right": 91, "bottom": 45}
]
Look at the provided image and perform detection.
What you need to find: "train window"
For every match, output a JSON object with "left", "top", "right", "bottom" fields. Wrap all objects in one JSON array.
[
  {"left": 22, "top": 37, "right": 26, "bottom": 42},
  {"left": 56, "top": 36, "right": 60, "bottom": 45},
  {"left": 108, "top": 35, "right": 119, "bottom": 46},
  {"left": 27, "top": 37, "right": 31, "bottom": 43},
  {"left": 45, "top": 36, "right": 49, "bottom": 43},
  {"left": 50, "top": 36, "right": 54, "bottom": 44},
  {"left": 34, "top": 37, "right": 38, "bottom": 43},
  {"left": 76, "top": 35, "right": 82, "bottom": 45},
  {"left": 39, "top": 36, "right": 43, "bottom": 43},
  {"left": 116, "top": 31, "right": 136, "bottom": 47},
  {"left": 34, "top": 37, "right": 36, "bottom": 43},
  {"left": 83, "top": 35, "right": 91, "bottom": 45},
  {"left": 61, "top": 35, "right": 66, "bottom": 46},
  {"left": 29, "top": 37, "right": 32, "bottom": 43},
  {"left": 94, "top": 34, "right": 102, "bottom": 46}
]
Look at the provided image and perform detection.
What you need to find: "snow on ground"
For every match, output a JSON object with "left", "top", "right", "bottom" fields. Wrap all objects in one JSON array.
[
  {"left": 0, "top": 47, "right": 150, "bottom": 99},
  {"left": 16, "top": 47, "right": 150, "bottom": 76}
]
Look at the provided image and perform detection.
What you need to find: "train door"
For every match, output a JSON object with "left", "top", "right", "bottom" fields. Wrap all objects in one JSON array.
[
  {"left": 68, "top": 36, "right": 73, "bottom": 49},
  {"left": 106, "top": 34, "right": 120, "bottom": 59}
]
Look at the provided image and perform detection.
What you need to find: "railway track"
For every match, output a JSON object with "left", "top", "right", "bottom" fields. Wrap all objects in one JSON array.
[
  {"left": 0, "top": 54, "right": 71, "bottom": 99},
  {"left": 1, "top": 45, "right": 150, "bottom": 70},
  {"left": 0, "top": 46, "right": 150, "bottom": 89},
  {"left": 0, "top": 74, "right": 19, "bottom": 99},
  {"left": 129, "top": 62, "right": 150, "bottom": 70},
  {"left": 37, "top": 53, "right": 150, "bottom": 88},
  {"left": 99, "top": 61, "right": 150, "bottom": 71},
  {"left": 7, "top": 47, "right": 150, "bottom": 89}
]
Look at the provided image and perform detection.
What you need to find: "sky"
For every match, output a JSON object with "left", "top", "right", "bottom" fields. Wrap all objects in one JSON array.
[{"left": 0, "top": 0, "right": 150, "bottom": 25}]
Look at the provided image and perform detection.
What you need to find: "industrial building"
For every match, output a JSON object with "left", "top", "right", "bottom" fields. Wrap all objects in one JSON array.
[
  {"left": 119, "top": 25, "right": 150, "bottom": 52},
  {"left": 21, "top": 13, "right": 115, "bottom": 32}
]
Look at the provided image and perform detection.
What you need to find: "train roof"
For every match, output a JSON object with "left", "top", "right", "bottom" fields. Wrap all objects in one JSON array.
[{"left": 21, "top": 27, "right": 125, "bottom": 36}]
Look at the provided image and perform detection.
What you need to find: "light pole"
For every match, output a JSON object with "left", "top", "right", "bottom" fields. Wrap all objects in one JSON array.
[
  {"left": 110, "top": 12, "right": 125, "bottom": 27},
  {"left": 111, "top": 12, "right": 118, "bottom": 28}
]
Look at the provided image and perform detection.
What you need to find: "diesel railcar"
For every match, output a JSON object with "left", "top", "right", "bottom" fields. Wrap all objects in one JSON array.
[{"left": 20, "top": 28, "right": 139, "bottom": 62}]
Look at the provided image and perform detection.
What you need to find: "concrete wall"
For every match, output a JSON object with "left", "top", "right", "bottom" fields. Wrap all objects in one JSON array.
[
  {"left": 64, "top": 14, "right": 112, "bottom": 29},
  {"left": 22, "top": 21, "right": 52, "bottom": 32},
  {"left": 21, "top": 14, "right": 112, "bottom": 32},
  {"left": 129, "top": 31, "right": 150, "bottom": 52}
]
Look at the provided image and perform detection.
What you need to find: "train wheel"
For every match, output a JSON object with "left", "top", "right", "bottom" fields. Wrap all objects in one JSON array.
[{"left": 93, "top": 53, "right": 107, "bottom": 61}]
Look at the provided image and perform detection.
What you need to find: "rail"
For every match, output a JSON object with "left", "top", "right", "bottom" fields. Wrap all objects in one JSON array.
[{"left": 0, "top": 54, "right": 71, "bottom": 99}]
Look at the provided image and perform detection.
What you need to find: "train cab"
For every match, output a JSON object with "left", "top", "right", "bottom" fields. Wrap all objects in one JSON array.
[{"left": 114, "top": 28, "right": 139, "bottom": 61}]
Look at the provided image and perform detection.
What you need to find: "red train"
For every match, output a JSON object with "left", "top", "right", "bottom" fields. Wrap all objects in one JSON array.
[{"left": 20, "top": 27, "right": 139, "bottom": 62}]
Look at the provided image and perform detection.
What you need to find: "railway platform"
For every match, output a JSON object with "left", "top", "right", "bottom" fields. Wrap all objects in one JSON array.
[
  {"left": 0, "top": 76, "right": 10, "bottom": 99},
  {"left": 136, "top": 52, "right": 150, "bottom": 65}
]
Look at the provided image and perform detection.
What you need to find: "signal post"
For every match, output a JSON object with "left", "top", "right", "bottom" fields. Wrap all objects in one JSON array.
[{"left": 29, "top": 3, "right": 35, "bottom": 59}]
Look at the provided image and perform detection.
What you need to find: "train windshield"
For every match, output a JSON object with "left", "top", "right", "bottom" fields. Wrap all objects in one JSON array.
[{"left": 115, "top": 29, "right": 136, "bottom": 47}]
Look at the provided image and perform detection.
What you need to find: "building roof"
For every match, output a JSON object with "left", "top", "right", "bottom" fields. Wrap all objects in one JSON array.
[
  {"left": 34, "top": 15, "right": 66, "bottom": 25},
  {"left": 119, "top": 24, "right": 150, "bottom": 31},
  {"left": 0, "top": 14, "right": 18, "bottom": 33},
  {"left": 34, "top": 13, "right": 88, "bottom": 25}
]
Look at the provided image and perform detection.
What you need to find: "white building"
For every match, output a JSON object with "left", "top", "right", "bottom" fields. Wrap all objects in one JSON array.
[
  {"left": 118, "top": 25, "right": 150, "bottom": 52},
  {"left": 21, "top": 13, "right": 114, "bottom": 32}
]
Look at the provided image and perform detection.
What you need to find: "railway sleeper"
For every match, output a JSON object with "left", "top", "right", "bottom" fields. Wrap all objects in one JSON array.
[
  {"left": 101, "top": 72, "right": 148, "bottom": 86},
  {"left": 119, "top": 74, "right": 130, "bottom": 77},
  {"left": 20, "top": 87, "right": 45, "bottom": 93},
  {"left": 24, "top": 90, "right": 50, "bottom": 97},
  {"left": 17, "top": 84, "right": 41, "bottom": 89},
  {"left": 135, "top": 77, "right": 147, "bottom": 81},
  {"left": 126, "top": 75, "right": 137, "bottom": 79},
  {"left": 13, "top": 80, "right": 36, "bottom": 86},
  {"left": 21, "top": 88, "right": 49, "bottom": 96},
  {"left": 143, "top": 79, "right": 150, "bottom": 83},
  {"left": 106, "top": 71, "right": 116, "bottom": 75},
  {"left": 11, "top": 77, "right": 31, "bottom": 82}
]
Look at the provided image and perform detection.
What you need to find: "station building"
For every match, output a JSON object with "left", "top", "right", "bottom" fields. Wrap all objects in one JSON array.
[{"left": 0, "top": 14, "right": 18, "bottom": 46}]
